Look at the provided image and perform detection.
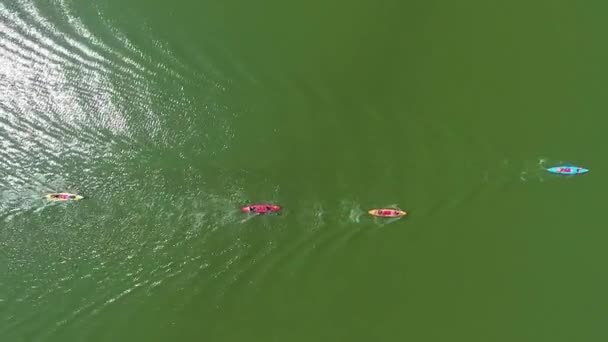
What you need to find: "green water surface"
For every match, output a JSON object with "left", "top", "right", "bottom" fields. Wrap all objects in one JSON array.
[{"left": 1, "top": 0, "right": 607, "bottom": 341}]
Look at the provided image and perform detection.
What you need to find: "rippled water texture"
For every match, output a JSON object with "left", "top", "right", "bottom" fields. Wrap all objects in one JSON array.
[{"left": 0, "top": 1, "right": 243, "bottom": 339}]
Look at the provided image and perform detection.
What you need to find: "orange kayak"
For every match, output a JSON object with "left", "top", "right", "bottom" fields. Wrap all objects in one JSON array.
[{"left": 368, "top": 209, "right": 407, "bottom": 218}]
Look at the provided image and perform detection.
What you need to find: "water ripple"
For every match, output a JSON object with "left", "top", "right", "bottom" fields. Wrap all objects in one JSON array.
[{"left": 0, "top": 0, "right": 246, "bottom": 338}]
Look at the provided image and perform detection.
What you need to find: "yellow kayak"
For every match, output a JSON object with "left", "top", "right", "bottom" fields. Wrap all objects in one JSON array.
[
  {"left": 368, "top": 208, "right": 407, "bottom": 218},
  {"left": 46, "top": 193, "right": 84, "bottom": 201}
]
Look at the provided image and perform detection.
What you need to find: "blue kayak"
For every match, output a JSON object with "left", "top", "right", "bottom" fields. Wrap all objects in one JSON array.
[{"left": 546, "top": 165, "right": 589, "bottom": 175}]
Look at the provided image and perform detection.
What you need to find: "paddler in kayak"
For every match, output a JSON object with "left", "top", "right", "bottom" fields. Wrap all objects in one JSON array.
[
  {"left": 242, "top": 204, "right": 281, "bottom": 214},
  {"left": 46, "top": 193, "right": 84, "bottom": 201},
  {"left": 368, "top": 208, "right": 407, "bottom": 217}
]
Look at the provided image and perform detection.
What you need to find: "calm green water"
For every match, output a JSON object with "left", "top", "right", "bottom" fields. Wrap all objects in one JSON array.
[{"left": 1, "top": 0, "right": 607, "bottom": 341}]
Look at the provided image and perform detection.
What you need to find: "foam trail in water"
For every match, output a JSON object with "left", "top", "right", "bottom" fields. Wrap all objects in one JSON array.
[{"left": 338, "top": 199, "right": 363, "bottom": 224}]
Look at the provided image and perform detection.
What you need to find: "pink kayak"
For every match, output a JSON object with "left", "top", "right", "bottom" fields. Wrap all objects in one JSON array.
[{"left": 241, "top": 204, "right": 281, "bottom": 214}]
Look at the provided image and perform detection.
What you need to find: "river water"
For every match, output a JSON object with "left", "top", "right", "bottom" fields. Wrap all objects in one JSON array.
[{"left": 1, "top": 0, "right": 607, "bottom": 341}]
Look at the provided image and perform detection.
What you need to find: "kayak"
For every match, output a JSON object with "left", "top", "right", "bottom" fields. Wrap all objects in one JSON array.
[
  {"left": 546, "top": 166, "right": 589, "bottom": 175},
  {"left": 242, "top": 204, "right": 281, "bottom": 214},
  {"left": 46, "top": 193, "right": 84, "bottom": 201},
  {"left": 368, "top": 208, "right": 407, "bottom": 218}
]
